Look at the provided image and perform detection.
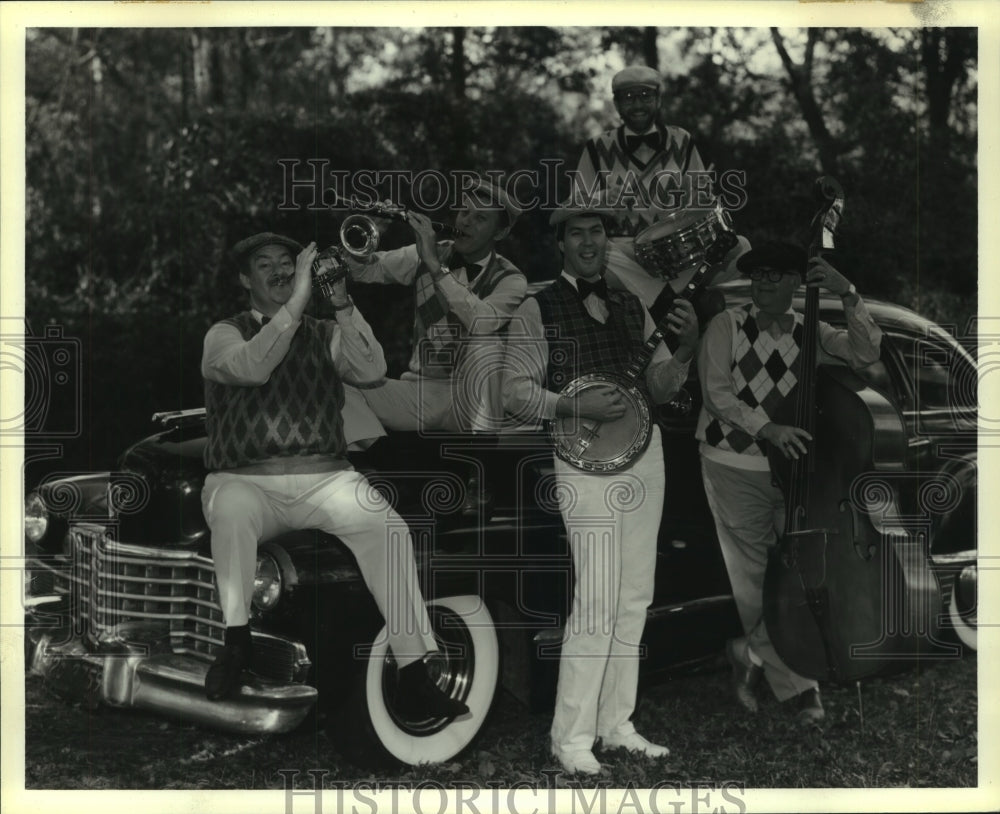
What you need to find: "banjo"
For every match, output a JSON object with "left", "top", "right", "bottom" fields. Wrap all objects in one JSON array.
[{"left": 548, "top": 225, "right": 738, "bottom": 473}]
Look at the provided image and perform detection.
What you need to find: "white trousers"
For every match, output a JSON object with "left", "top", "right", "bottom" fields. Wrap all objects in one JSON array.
[
  {"left": 699, "top": 456, "right": 817, "bottom": 701},
  {"left": 202, "top": 468, "right": 437, "bottom": 667},
  {"left": 359, "top": 377, "right": 456, "bottom": 432},
  {"left": 550, "top": 426, "right": 665, "bottom": 754}
]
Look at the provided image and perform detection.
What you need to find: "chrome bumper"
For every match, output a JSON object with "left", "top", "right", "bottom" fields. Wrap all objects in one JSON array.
[{"left": 27, "top": 630, "right": 317, "bottom": 735}]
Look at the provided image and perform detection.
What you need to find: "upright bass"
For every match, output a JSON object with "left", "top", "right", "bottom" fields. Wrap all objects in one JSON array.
[{"left": 762, "top": 177, "right": 943, "bottom": 682}]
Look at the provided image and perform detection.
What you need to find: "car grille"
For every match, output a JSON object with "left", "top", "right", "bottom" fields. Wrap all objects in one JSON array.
[{"left": 32, "top": 523, "right": 307, "bottom": 683}]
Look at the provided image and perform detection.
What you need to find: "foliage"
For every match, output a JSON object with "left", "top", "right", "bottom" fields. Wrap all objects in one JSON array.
[{"left": 22, "top": 26, "right": 978, "bottom": 482}]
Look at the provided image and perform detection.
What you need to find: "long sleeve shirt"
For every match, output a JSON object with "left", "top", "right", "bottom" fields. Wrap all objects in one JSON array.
[
  {"left": 698, "top": 297, "right": 882, "bottom": 444},
  {"left": 201, "top": 304, "right": 386, "bottom": 387},
  {"left": 351, "top": 245, "right": 527, "bottom": 337},
  {"left": 502, "top": 273, "right": 691, "bottom": 429}
]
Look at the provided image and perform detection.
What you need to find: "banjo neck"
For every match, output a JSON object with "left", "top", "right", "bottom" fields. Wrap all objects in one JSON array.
[{"left": 619, "top": 251, "right": 723, "bottom": 387}]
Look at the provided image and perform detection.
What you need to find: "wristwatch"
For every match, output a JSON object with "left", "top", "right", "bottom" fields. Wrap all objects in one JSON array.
[
  {"left": 840, "top": 283, "right": 858, "bottom": 301},
  {"left": 434, "top": 265, "right": 452, "bottom": 280}
]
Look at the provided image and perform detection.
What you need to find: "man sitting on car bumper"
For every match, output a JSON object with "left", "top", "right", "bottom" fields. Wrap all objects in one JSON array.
[{"left": 199, "top": 231, "right": 468, "bottom": 719}]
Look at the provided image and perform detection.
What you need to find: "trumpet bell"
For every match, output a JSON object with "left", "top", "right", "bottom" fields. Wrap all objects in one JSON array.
[{"left": 339, "top": 214, "right": 380, "bottom": 259}]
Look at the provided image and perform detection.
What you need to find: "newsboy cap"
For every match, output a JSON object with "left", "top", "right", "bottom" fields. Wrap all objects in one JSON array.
[
  {"left": 736, "top": 241, "right": 808, "bottom": 276},
  {"left": 612, "top": 66, "right": 663, "bottom": 93},
  {"left": 230, "top": 232, "right": 303, "bottom": 263}
]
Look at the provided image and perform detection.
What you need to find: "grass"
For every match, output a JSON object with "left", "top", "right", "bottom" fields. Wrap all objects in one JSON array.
[{"left": 23, "top": 651, "right": 976, "bottom": 790}]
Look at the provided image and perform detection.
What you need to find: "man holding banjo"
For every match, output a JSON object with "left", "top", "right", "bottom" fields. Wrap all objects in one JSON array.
[{"left": 501, "top": 197, "right": 698, "bottom": 775}]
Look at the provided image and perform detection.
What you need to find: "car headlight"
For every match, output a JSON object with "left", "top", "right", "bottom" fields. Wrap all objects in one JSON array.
[
  {"left": 25, "top": 492, "right": 49, "bottom": 544},
  {"left": 252, "top": 552, "right": 283, "bottom": 611}
]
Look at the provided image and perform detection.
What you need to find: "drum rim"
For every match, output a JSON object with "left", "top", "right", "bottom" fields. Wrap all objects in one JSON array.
[{"left": 634, "top": 207, "right": 717, "bottom": 244}]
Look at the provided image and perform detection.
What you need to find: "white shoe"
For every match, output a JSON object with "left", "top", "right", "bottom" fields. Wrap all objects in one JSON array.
[
  {"left": 601, "top": 732, "right": 670, "bottom": 758},
  {"left": 551, "top": 745, "right": 603, "bottom": 775}
]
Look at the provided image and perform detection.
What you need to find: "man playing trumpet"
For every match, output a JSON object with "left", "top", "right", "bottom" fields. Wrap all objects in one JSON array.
[
  {"left": 346, "top": 178, "right": 527, "bottom": 434},
  {"left": 199, "top": 231, "right": 469, "bottom": 720}
]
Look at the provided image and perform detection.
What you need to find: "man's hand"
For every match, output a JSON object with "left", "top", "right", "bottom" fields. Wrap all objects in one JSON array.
[
  {"left": 806, "top": 256, "right": 851, "bottom": 297},
  {"left": 557, "top": 385, "right": 627, "bottom": 422},
  {"left": 326, "top": 276, "right": 352, "bottom": 311},
  {"left": 758, "top": 422, "right": 813, "bottom": 460},
  {"left": 405, "top": 211, "right": 442, "bottom": 274},
  {"left": 286, "top": 241, "right": 318, "bottom": 320},
  {"left": 665, "top": 299, "right": 699, "bottom": 355}
]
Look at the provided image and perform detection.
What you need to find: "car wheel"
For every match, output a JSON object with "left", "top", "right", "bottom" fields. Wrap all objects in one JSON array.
[
  {"left": 337, "top": 594, "right": 500, "bottom": 767},
  {"left": 947, "top": 564, "right": 977, "bottom": 652}
]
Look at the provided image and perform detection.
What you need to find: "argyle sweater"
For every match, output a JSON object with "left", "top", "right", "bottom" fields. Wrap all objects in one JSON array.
[
  {"left": 203, "top": 312, "right": 346, "bottom": 470},
  {"left": 413, "top": 242, "right": 522, "bottom": 375},
  {"left": 533, "top": 277, "right": 648, "bottom": 395},
  {"left": 696, "top": 304, "right": 803, "bottom": 461},
  {"left": 572, "top": 124, "right": 705, "bottom": 238}
]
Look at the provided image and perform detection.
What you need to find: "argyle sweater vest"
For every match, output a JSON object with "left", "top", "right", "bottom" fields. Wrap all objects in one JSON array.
[
  {"left": 203, "top": 312, "right": 346, "bottom": 470},
  {"left": 533, "top": 278, "right": 648, "bottom": 395},
  {"left": 575, "top": 125, "right": 700, "bottom": 238},
  {"left": 412, "top": 242, "right": 521, "bottom": 376},
  {"left": 697, "top": 304, "right": 803, "bottom": 459}
]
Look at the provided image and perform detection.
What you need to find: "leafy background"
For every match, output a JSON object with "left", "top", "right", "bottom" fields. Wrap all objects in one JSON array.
[{"left": 23, "top": 26, "right": 977, "bottom": 481}]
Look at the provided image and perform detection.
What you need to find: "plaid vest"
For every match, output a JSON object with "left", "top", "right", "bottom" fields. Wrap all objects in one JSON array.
[
  {"left": 697, "top": 304, "right": 803, "bottom": 457},
  {"left": 203, "top": 312, "right": 346, "bottom": 469},
  {"left": 576, "top": 125, "right": 698, "bottom": 238},
  {"left": 412, "top": 243, "right": 521, "bottom": 376},
  {"left": 533, "top": 277, "right": 648, "bottom": 394}
]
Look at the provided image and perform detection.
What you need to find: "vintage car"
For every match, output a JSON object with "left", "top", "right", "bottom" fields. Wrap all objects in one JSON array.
[{"left": 23, "top": 281, "right": 977, "bottom": 767}]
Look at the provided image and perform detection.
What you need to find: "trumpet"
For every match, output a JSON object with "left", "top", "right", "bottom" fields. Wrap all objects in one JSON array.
[
  {"left": 303, "top": 197, "right": 459, "bottom": 299},
  {"left": 331, "top": 195, "right": 459, "bottom": 239}
]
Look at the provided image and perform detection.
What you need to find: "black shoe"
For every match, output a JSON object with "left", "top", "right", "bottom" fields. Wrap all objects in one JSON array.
[
  {"left": 725, "top": 639, "right": 763, "bottom": 713},
  {"left": 460, "top": 474, "right": 494, "bottom": 519},
  {"left": 795, "top": 687, "right": 825, "bottom": 724},
  {"left": 205, "top": 625, "right": 253, "bottom": 701},
  {"left": 394, "top": 658, "right": 469, "bottom": 719}
]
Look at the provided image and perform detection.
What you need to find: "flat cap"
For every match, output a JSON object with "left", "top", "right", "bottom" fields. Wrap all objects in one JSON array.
[
  {"left": 230, "top": 232, "right": 303, "bottom": 262},
  {"left": 462, "top": 177, "right": 522, "bottom": 227},
  {"left": 736, "top": 241, "right": 808, "bottom": 276},
  {"left": 612, "top": 66, "right": 663, "bottom": 93}
]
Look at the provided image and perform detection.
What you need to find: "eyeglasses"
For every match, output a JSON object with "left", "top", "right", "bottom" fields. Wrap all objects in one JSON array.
[
  {"left": 614, "top": 88, "right": 657, "bottom": 103},
  {"left": 748, "top": 267, "right": 796, "bottom": 283}
]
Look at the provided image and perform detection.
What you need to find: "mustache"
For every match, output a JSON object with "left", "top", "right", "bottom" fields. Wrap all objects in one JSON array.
[{"left": 269, "top": 273, "right": 295, "bottom": 285}]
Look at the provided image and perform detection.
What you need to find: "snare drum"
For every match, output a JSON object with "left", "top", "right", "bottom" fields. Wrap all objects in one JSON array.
[{"left": 633, "top": 206, "right": 723, "bottom": 280}]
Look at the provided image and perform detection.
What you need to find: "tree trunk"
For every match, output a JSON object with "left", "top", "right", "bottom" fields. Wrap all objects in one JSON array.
[
  {"left": 642, "top": 27, "right": 659, "bottom": 71},
  {"left": 921, "top": 28, "right": 974, "bottom": 158},
  {"left": 450, "top": 27, "right": 468, "bottom": 167},
  {"left": 180, "top": 31, "right": 193, "bottom": 122},
  {"left": 770, "top": 28, "right": 841, "bottom": 176}
]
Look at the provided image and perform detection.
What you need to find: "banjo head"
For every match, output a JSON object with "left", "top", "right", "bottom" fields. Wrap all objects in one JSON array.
[{"left": 549, "top": 374, "right": 652, "bottom": 473}]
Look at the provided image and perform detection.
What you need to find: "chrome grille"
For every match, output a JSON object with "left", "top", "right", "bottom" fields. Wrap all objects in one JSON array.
[
  {"left": 71, "top": 525, "right": 224, "bottom": 656},
  {"left": 31, "top": 524, "right": 307, "bottom": 682}
]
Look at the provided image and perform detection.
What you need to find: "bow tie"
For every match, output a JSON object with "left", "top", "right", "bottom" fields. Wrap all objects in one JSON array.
[
  {"left": 451, "top": 254, "right": 483, "bottom": 282},
  {"left": 260, "top": 315, "right": 271, "bottom": 326},
  {"left": 625, "top": 131, "right": 662, "bottom": 152},
  {"left": 577, "top": 276, "right": 608, "bottom": 301},
  {"left": 756, "top": 312, "right": 795, "bottom": 334}
]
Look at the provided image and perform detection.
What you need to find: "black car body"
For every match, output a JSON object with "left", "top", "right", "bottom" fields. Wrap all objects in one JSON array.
[{"left": 23, "top": 283, "right": 977, "bottom": 766}]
